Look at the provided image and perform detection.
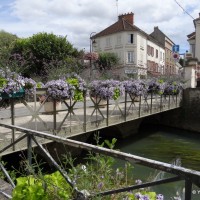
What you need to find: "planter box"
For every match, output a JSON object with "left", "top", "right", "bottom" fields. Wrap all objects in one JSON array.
[
  {"left": 44, "top": 101, "right": 62, "bottom": 112},
  {"left": 0, "top": 88, "right": 25, "bottom": 99}
]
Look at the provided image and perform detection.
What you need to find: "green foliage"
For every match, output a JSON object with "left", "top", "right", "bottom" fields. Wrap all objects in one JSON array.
[
  {"left": 66, "top": 77, "right": 84, "bottom": 101},
  {"left": 0, "top": 30, "right": 18, "bottom": 49},
  {"left": 11, "top": 32, "right": 82, "bottom": 80},
  {"left": 12, "top": 171, "right": 72, "bottom": 200},
  {"left": 11, "top": 135, "right": 163, "bottom": 200},
  {"left": 0, "top": 77, "right": 8, "bottom": 88},
  {"left": 128, "top": 191, "right": 157, "bottom": 200},
  {"left": 96, "top": 52, "right": 119, "bottom": 71}
]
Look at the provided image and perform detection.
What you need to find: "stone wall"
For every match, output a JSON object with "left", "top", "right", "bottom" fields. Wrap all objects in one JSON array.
[{"left": 160, "top": 88, "right": 200, "bottom": 133}]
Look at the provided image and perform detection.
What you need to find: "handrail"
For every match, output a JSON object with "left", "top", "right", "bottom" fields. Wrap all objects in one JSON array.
[{"left": 0, "top": 123, "right": 199, "bottom": 200}]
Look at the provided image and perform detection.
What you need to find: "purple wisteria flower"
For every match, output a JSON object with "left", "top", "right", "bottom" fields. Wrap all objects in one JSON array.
[
  {"left": 164, "top": 81, "right": 183, "bottom": 95},
  {"left": 147, "top": 78, "right": 165, "bottom": 95},
  {"left": 135, "top": 179, "right": 142, "bottom": 185},
  {"left": 20, "top": 77, "right": 36, "bottom": 95},
  {"left": 156, "top": 194, "right": 164, "bottom": 200},
  {"left": 89, "top": 79, "right": 124, "bottom": 100},
  {"left": 44, "top": 79, "right": 73, "bottom": 101},
  {"left": 135, "top": 192, "right": 150, "bottom": 200},
  {"left": 123, "top": 80, "right": 147, "bottom": 97}
]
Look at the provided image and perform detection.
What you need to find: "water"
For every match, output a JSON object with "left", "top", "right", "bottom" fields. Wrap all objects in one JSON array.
[{"left": 114, "top": 126, "right": 200, "bottom": 200}]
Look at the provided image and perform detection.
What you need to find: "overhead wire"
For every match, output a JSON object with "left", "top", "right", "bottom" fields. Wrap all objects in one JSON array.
[{"left": 173, "top": 0, "right": 195, "bottom": 20}]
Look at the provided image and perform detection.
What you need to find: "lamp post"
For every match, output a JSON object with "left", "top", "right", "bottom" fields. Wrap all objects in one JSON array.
[{"left": 90, "top": 32, "right": 96, "bottom": 80}]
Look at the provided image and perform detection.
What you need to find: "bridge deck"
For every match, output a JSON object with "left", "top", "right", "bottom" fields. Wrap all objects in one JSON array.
[{"left": 0, "top": 93, "right": 182, "bottom": 155}]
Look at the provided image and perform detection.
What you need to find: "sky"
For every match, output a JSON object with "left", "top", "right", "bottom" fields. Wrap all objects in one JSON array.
[{"left": 0, "top": 0, "right": 200, "bottom": 54}]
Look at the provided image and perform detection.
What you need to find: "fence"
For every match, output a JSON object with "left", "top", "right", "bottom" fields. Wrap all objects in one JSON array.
[
  {"left": 0, "top": 89, "right": 182, "bottom": 155},
  {"left": 0, "top": 123, "right": 199, "bottom": 199}
]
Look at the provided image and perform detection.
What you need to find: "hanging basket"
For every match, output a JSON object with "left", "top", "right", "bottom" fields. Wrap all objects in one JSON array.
[{"left": 0, "top": 88, "right": 25, "bottom": 99}]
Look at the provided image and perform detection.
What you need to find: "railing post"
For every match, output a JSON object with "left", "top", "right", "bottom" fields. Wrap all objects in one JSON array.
[
  {"left": 53, "top": 99, "right": 57, "bottom": 134},
  {"left": 11, "top": 98, "right": 15, "bottom": 151},
  {"left": 185, "top": 180, "right": 192, "bottom": 200},
  {"left": 106, "top": 98, "right": 109, "bottom": 126},
  {"left": 160, "top": 95, "right": 162, "bottom": 112},
  {"left": 83, "top": 95, "right": 87, "bottom": 132},
  {"left": 176, "top": 94, "right": 178, "bottom": 107},
  {"left": 150, "top": 92, "right": 153, "bottom": 114},
  {"left": 139, "top": 94, "right": 141, "bottom": 117},
  {"left": 27, "top": 134, "right": 32, "bottom": 171},
  {"left": 124, "top": 92, "right": 127, "bottom": 121},
  {"left": 168, "top": 95, "right": 171, "bottom": 109}
]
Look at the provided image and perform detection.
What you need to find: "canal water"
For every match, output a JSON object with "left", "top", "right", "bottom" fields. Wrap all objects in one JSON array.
[{"left": 113, "top": 125, "right": 200, "bottom": 200}]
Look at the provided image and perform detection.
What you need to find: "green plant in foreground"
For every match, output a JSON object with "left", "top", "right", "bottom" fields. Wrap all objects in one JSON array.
[
  {"left": 12, "top": 171, "right": 72, "bottom": 200},
  {"left": 11, "top": 135, "right": 164, "bottom": 199}
]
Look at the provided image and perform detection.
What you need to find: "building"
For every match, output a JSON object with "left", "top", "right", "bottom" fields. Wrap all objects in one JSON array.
[
  {"left": 187, "top": 13, "right": 200, "bottom": 85},
  {"left": 150, "top": 27, "right": 178, "bottom": 76},
  {"left": 92, "top": 13, "right": 165, "bottom": 79},
  {"left": 187, "top": 13, "right": 200, "bottom": 61}
]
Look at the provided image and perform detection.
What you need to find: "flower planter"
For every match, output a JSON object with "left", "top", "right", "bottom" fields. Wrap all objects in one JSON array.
[
  {"left": 0, "top": 88, "right": 25, "bottom": 99},
  {"left": 44, "top": 101, "right": 62, "bottom": 112}
]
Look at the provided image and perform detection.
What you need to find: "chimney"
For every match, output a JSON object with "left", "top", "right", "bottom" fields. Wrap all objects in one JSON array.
[{"left": 118, "top": 12, "right": 134, "bottom": 25}]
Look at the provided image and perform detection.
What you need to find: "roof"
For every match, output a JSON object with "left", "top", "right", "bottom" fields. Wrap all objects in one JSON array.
[
  {"left": 187, "top": 32, "right": 195, "bottom": 41},
  {"left": 92, "top": 17, "right": 148, "bottom": 39},
  {"left": 150, "top": 27, "right": 175, "bottom": 45}
]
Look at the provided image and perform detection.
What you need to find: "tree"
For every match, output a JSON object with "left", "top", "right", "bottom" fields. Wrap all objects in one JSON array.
[
  {"left": 11, "top": 32, "right": 82, "bottom": 81},
  {"left": 0, "top": 30, "right": 19, "bottom": 77},
  {"left": 95, "top": 52, "right": 119, "bottom": 71}
]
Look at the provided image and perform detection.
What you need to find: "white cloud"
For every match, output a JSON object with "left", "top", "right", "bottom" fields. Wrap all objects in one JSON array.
[{"left": 0, "top": 0, "right": 200, "bottom": 53}]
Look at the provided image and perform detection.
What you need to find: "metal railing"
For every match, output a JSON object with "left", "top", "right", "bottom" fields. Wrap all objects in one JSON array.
[
  {"left": 0, "top": 124, "right": 199, "bottom": 200},
  {"left": 0, "top": 90, "right": 182, "bottom": 155}
]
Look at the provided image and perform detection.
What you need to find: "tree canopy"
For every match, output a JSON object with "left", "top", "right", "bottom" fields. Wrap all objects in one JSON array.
[{"left": 11, "top": 32, "right": 82, "bottom": 81}]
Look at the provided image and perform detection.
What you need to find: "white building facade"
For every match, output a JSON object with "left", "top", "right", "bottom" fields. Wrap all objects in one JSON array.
[{"left": 92, "top": 13, "right": 166, "bottom": 79}]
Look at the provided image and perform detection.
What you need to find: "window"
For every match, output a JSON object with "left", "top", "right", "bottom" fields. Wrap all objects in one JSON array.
[
  {"left": 156, "top": 49, "right": 158, "bottom": 58},
  {"left": 117, "top": 35, "right": 122, "bottom": 45},
  {"left": 128, "top": 34, "right": 134, "bottom": 44},
  {"left": 151, "top": 47, "right": 154, "bottom": 57},
  {"left": 127, "top": 51, "right": 134, "bottom": 63},
  {"left": 147, "top": 45, "right": 151, "bottom": 56},
  {"left": 106, "top": 37, "right": 111, "bottom": 47}
]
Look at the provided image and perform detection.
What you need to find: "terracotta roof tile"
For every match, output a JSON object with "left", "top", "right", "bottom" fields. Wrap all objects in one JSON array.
[{"left": 92, "top": 18, "right": 148, "bottom": 39}]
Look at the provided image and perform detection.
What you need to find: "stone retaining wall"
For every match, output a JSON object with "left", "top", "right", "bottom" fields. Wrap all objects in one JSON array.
[{"left": 160, "top": 88, "right": 200, "bottom": 133}]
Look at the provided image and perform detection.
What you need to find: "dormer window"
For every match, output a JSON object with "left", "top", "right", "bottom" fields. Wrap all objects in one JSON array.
[{"left": 128, "top": 34, "right": 134, "bottom": 44}]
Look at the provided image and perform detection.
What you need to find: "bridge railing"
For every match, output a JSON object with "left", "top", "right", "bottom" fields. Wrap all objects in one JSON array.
[
  {"left": 0, "top": 124, "right": 199, "bottom": 200},
  {"left": 0, "top": 90, "right": 182, "bottom": 155}
]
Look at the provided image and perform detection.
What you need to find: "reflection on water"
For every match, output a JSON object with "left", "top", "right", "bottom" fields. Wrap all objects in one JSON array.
[{"left": 114, "top": 126, "right": 200, "bottom": 200}]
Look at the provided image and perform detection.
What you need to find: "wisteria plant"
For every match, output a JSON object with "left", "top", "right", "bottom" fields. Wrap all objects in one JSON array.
[
  {"left": 123, "top": 79, "right": 147, "bottom": 97},
  {"left": 89, "top": 79, "right": 124, "bottom": 100},
  {"left": 64, "top": 73, "right": 87, "bottom": 101},
  {"left": 44, "top": 79, "right": 74, "bottom": 101}
]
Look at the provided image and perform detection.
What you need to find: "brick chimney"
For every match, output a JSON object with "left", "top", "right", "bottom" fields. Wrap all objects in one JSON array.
[{"left": 118, "top": 12, "right": 134, "bottom": 25}]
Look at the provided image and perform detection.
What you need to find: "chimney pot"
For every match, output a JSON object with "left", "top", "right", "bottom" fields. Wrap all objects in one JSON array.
[{"left": 118, "top": 12, "right": 134, "bottom": 25}]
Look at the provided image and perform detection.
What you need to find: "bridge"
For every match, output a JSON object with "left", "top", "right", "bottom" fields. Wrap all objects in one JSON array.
[
  {"left": 0, "top": 89, "right": 182, "bottom": 155},
  {"left": 1, "top": 91, "right": 200, "bottom": 200}
]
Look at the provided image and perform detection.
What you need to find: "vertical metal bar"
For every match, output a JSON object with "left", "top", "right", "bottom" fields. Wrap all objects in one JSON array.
[
  {"left": 150, "top": 92, "right": 153, "bottom": 114},
  {"left": 34, "top": 90, "right": 37, "bottom": 130},
  {"left": 160, "top": 95, "right": 162, "bottom": 112},
  {"left": 11, "top": 98, "right": 15, "bottom": 151},
  {"left": 124, "top": 92, "right": 127, "bottom": 121},
  {"left": 83, "top": 95, "right": 87, "bottom": 132},
  {"left": 185, "top": 180, "right": 192, "bottom": 200},
  {"left": 139, "top": 94, "right": 141, "bottom": 117},
  {"left": 53, "top": 99, "right": 57, "bottom": 134},
  {"left": 176, "top": 94, "right": 178, "bottom": 107},
  {"left": 106, "top": 98, "right": 109, "bottom": 126},
  {"left": 27, "top": 135, "right": 32, "bottom": 170},
  {"left": 168, "top": 94, "right": 171, "bottom": 109}
]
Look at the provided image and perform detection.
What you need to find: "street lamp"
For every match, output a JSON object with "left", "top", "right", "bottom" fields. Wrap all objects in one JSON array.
[{"left": 89, "top": 32, "right": 96, "bottom": 79}]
